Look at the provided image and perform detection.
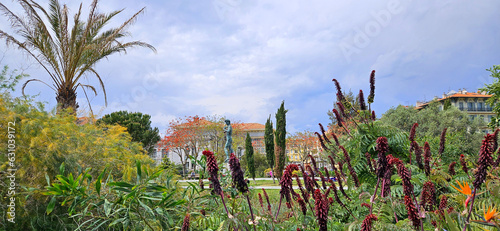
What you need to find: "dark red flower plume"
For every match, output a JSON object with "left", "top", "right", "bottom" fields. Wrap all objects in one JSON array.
[
  {"left": 368, "top": 70, "right": 375, "bottom": 104},
  {"left": 420, "top": 181, "right": 436, "bottom": 211},
  {"left": 181, "top": 213, "right": 190, "bottom": 231},
  {"left": 424, "top": 142, "right": 431, "bottom": 176},
  {"left": 404, "top": 196, "right": 421, "bottom": 229},
  {"left": 359, "top": 90, "right": 367, "bottom": 111},
  {"left": 474, "top": 134, "right": 494, "bottom": 189},
  {"left": 460, "top": 154, "right": 468, "bottom": 174},
  {"left": 340, "top": 145, "right": 359, "bottom": 187},
  {"left": 376, "top": 137, "right": 389, "bottom": 178},
  {"left": 361, "top": 214, "right": 378, "bottom": 231},
  {"left": 280, "top": 164, "right": 299, "bottom": 205},
  {"left": 333, "top": 109, "right": 343, "bottom": 127},
  {"left": 314, "top": 189, "right": 329, "bottom": 231},
  {"left": 409, "top": 123, "right": 418, "bottom": 142},
  {"left": 439, "top": 128, "right": 447, "bottom": 156},
  {"left": 229, "top": 153, "right": 248, "bottom": 193},
  {"left": 448, "top": 161, "right": 456, "bottom": 176}
]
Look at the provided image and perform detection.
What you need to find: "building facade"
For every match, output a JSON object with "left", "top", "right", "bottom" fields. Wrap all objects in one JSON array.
[{"left": 416, "top": 89, "right": 494, "bottom": 133}]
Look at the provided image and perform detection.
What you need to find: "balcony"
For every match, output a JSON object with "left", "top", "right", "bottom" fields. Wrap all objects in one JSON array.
[
  {"left": 459, "top": 107, "right": 492, "bottom": 112},
  {"left": 467, "top": 108, "right": 492, "bottom": 112}
]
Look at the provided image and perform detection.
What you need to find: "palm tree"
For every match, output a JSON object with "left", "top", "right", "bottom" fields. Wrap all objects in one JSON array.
[{"left": 0, "top": 0, "right": 155, "bottom": 113}]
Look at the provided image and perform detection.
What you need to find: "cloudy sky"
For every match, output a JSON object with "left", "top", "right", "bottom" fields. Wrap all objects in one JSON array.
[{"left": 1, "top": 0, "right": 499, "bottom": 135}]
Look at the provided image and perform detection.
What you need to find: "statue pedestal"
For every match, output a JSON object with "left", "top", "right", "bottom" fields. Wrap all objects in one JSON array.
[{"left": 223, "top": 162, "right": 230, "bottom": 173}]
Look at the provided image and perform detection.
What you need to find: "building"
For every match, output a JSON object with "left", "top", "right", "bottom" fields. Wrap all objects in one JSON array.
[
  {"left": 415, "top": 89, "right": 494, "bottom": 133},
  {"left": 152, "top": 121, "right": 266, "bottom": 173}
]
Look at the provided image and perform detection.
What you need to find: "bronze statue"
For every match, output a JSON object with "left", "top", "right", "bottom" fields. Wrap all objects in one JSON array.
[{"left": 223, "top": 119, "right": 233, "bottom": 162}]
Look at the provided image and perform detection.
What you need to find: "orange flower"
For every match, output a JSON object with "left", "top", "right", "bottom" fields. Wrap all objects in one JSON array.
[
  {"left": 484, "top": 206, "right": 499, "bottom": 222},
  {"left": 451, "top": 180, "right": 472, "bottom": 196}
]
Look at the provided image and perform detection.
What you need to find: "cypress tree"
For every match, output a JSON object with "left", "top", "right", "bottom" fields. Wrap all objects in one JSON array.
[
  {"left": 245, "top": 133, "right": 256, "bottom": 180},
  {"left": 275, "top": 101, "right": 288, "bottom": 180},
  {"left": 265, "top": 115, "right": 275, "bottom": 183}
]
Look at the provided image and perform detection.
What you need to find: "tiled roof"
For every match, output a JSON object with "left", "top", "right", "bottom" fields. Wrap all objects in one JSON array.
[
  {"left": 416, "top": 92, "right": 491, "bottom": 109},
  {"left": 238, "top": 123, "right": 265, "bottom": 131},
  {"left": 449, "top": 93, "right": 491, "bottom": 98}
]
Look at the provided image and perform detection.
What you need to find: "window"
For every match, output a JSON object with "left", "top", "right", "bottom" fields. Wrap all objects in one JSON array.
[
  {"left": 468, "top": 102, "right": 475, "bottom": 111},
  {"left": 469, "top": 115, "right": 476, "bottom": 121},
  {"left": 458, "top": 102, "right": 464, "bottom": 110},
  {"left": 488, "top": 115, "right": 494, "bottom": 122},
  {"left": 486, "top": 104, "right": 492, "bottom": 111},
  {"left": 478, "top": 102, "right": 484, "bottom": 111}
]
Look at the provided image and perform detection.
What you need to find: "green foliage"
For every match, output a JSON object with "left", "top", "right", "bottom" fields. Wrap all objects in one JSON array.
[
  {"left": 0, "top": 93, "right": 153, "bottom": 230},
  {"left": 275, "top": 101, "right": 287, "bottom": 179},
  {"left": 245, "top": 133, "right": 256, "bottom": 180},
  {"left": 480, "top": 64, "right": 500, "bottom": 129},
  {"left": 265, "top": 115, "right": 275, "bottom": 175},
  {"left": 379, "top": 102, "right": 485, "bottom": 161},
  {"left": 43, "top": 161, "right": 192, "bottom": 230},
  {"left": 98, "top": 111, "right": 161, "bottom": 156},
  {"left": 0, "top": 65, "right": 27, "bottom": 91}
]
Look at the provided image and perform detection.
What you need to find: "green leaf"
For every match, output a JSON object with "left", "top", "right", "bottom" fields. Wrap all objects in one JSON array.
[
  {"left": 444, "top": 210, "right": 460, "bottom": 231},
  {"left": 136, "top": 160, "right": 142, "bottom": 183},
  {"left": 108, "top": 182, "right": 134, "bottom": 188},
  {"left": 46, "top": 196, "right": 57, "bottom": 215},
  {"left": 45, "top": 173, "right": 51, "bottom": 186},
  {"left": 59, "top": 162, "right": 65, "bottom": 175},
  {"left": 104, "top": 199, "right": 111, "bottom": 217},
  {"left": 138, "top": 199, "right": 154, "bottom": 216},
  {"left": 108, "top": 218, "right": 126, "bottom": 227},
  {"left": 96, "top": 168, "right": 107, "bottom": 196}
]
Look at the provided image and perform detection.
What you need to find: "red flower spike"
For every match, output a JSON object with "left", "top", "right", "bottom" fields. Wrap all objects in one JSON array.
[
  {"left": 376, "top": 137, "right": 389, "bottom": 178},
  {"left": 409, "top": 123, "right": 418, "bottom": 142},
  {"left": 203, "top": 150, "right": 222, "bottom": 195},
  {"left": 229, "top": 153, "right": 248, "bottom": 193},
  {"left": 474, "top": 134, "right": 495, "bottom": 189},
  {"left": 280, "top": 164, "right": 299, "bottom": 205},
  {"left": 258, "top": 193, "right": 264, "bottom": 212},
  {"left": 448, "top": 161, "right": 456, "bottom": 176},
  {"left": 181, "top": 213, "right": 190, "bottom": 231},
  {"left": 396, "top": 161, "right": 413, "bottom": 197},
  {"left": 333, "top": 109, "right": 343, "bottom": 127},
  {"left": 368, "top": 70, "right": 376, "bottom": 104},
  {"left": 439, "top": 128, "right": 447, "bottom": 156},
  {"left": 262, "top": 188, "right": 272, "bottom": 214},
  {"left": 359, "top": 89, "right": 367, "bottom": 111},
  {"left": 404, "top": 195, "right": 421, "bottom": 229},
  {"left": 340, "top": 145, "right": 359, "bottom": 187},
  {"left": 318, "top": 123, "right": 331, "bottom": 144},
  {"left": 297, "top": 197, "right": 307, "bottom": 215},
  {"left": 414, "top": 143, "right": 424, "bottom": 170},
  {"left": 331, "top": 132, "right": 340, "bottom": 146},
  {"left": 420, "top": 181, "right": 436, "bottom": 211},
  {"left": 460, "top": 154, "right": 468, "bottom": 174},
  {"left": 361, "top": 214, "right": 378, "bottom": 231},
  {"left": 424, "top": 142, "right": 431, "bottom": 176},
  {"left": 314, "top": 189, "right": 329, "bottom": 231}
]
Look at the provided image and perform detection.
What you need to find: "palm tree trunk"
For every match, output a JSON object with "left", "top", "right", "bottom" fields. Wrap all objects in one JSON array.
[{"left": 56, "top": 84, "right": 78, "bottom": 114}]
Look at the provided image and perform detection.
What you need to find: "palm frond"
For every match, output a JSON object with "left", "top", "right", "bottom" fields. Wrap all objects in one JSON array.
[{"left": 22, "top": 78, "right": 56, "bottom": 95}]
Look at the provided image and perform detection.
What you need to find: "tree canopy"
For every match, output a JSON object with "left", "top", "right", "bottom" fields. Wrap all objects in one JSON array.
[
  {"left": 97, "top": 111, "right": 161, "bottom": 156},
  {"left": 379, "top": 102, "right": 485, "bottom": 162},
  {"left": 0, "top": 0, "right": 155, "bottom": 112},
  {"left": 480, "top": 64, "right": 500, "bottom": 129}
]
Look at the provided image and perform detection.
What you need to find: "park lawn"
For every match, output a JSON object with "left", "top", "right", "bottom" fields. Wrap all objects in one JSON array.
[{"left": 177, "top": 178, "right": 339, "bottom": 187}]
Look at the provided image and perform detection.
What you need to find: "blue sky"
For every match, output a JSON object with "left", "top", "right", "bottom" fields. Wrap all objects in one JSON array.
[{"left": 1, "top": 0, "right": 499, "bottom": 135}]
